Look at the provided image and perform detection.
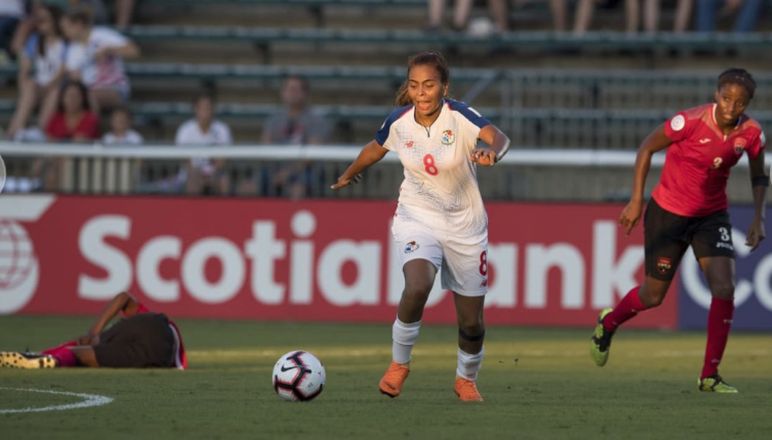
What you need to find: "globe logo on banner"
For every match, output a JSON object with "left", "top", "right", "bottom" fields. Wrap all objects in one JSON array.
[
  {"left": 0, "top": 220, "right": 36, "bottom": 291},
  {"left": 0, "top": 220, "right": 39, "bottom": 314},
  {"left": 0, "top": 195, "right": 54, "bottom": 314}
]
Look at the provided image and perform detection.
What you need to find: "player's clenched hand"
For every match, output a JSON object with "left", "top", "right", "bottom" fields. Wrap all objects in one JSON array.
[
  {"left": 619, "top": 200, "right": 644, "bottom": 235},
  {"left": 330, "top": 173, "right": 362, "bottom": 190},
  {"left": 745, "top": 219, "right": 766, "bottom": 251},
  {"left": 470, "top": 148, "right": 496, "bottom": 167}
]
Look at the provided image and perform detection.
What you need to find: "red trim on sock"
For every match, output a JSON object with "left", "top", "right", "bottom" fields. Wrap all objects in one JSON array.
[
  {"left": 701, "top": 297, "right": 734, "bottom": 379},
  {"left": 41, "top": 340, "right": 77, "bottom": 356},
  {"left": 603, "top": 286, "right": 646, "bottom": 332}
]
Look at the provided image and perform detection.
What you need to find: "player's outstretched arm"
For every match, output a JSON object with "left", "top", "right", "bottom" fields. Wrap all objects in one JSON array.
[
  {"left": 619, "top": 124, "right": 672, "bottom": 235},
  {"left": 471, "top": 124, "right": 510, "bottom": 167},
  {"left": 78, "top": 292, "right": 140, "bottom": 344},
  {"left": 746, "top": 151, "right": 768, "bottom": 250},
  {"left": 331, "top": 140, "right": 388, "bottom": 190}
]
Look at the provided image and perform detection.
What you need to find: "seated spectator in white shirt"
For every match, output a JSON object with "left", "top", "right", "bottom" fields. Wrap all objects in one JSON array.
[
  {"left": 101, "top": 105, "right": 142, "bottom": 145},
  {"left": 175, "top": 92, "right": 233, "bottom": 195},
  {"left": 61, "top": 5, "right": 139, "bottom": 115}
]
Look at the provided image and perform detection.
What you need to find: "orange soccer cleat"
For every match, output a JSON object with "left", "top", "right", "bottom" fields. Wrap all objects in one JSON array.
[
  {"left": 378, "top": 361, "right": 410, "bottom": 398},
  {"left": 454, "top": 377, "right": 484, "bottom": 402}
]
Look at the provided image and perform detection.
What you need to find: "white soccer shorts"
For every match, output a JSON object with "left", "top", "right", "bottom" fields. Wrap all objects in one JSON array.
[{"left": 392, "top": 217, "right": 488, "bottom": 297}]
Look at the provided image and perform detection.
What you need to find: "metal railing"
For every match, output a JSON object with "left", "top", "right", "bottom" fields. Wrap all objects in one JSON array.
[{"left": 1, "top": 142, "right": 765, "bottom": 203}]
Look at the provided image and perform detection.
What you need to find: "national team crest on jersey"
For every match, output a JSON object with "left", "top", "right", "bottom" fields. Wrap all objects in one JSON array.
[
  {"left": 733, "top": 138, "right": 747, "bottom": 155},
  {"left": 404, "top": 241, "right": 419, "bottom": 254},
  {"left": 441, "top": 129, "right": 455, "bottom": 145},
  {"left": 656, "top": 257, "right": 672, "bottom": 274}
]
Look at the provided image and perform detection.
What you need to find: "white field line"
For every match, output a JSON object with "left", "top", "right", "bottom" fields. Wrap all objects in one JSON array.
[{"left": 0, "top": 387, "right": 113, "bottom": 414}]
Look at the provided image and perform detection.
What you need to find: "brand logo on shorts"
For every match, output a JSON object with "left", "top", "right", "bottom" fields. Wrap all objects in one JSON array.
[
  {"left": 404, "top": 241, "right": 419, "bottom": 254},
  {"left": 441, "top": 129, "right": 455, "bottom": 145},
  {"left": 656, "top": 257, "right": 673, "bottom": 274},
  {"left": 716, "top": 242, "right": 734, "bottom": 251}
]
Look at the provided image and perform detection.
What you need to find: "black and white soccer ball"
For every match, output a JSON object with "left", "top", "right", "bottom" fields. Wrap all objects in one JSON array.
[{"left": 272, "top": 350, "right": 326, "bottom": 401}]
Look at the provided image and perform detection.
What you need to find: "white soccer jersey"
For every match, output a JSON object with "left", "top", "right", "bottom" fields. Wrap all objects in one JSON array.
[{"left": 376, "top": 98, "right": 490, "bottom": 237}]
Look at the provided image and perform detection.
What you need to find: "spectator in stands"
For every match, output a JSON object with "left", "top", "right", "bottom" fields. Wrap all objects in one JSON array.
[
  {"left": 426, "top": 0, "right": 473, "bottom": 32},
  {"left": 0, "top": 0, "right": 24, "bottom": 60},
  {"left": 45, "top": 79, "right": 100, "bottom": 142},
  {"left": 427, "top": 0, "right": 509, "bottom": 33},
  {"left": 695, "top": 0, "right": 763, "bottom": 33},
  {"left": 61, "top": 5, "right": 140, "bottom": 115},
  {"left": 0, "top": 291, "right": 187, "bottom": 369},
  {"left": 38, "top": 79, "right": 99, "bottom": 191},
  {"left": 549, "top": 0, "right": 598, "bottom": 33},
  {"left": 625, "top": 0, "right": 693, "bottom": 33},
  {"left": 261, "top": 74, "right": 331, "bottom": 199},
  {"left": 101, "top": 105, "right": 142, "bottom": 145},
  {"left": 552, "top": 0, "right": 693, "bottom": 34},
  {"left": 175, "top": 92, "right": 233, "bottom": 195},
  {"left": 6, "top": 2, "right": 66, "bottom": 140}
]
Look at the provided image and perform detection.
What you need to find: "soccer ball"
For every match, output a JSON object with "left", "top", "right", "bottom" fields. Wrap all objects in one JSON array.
[{"left": 272, "top": 350, "right": 326, "bottom": 401}]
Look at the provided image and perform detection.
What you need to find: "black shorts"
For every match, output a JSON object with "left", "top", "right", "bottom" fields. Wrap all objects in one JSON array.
[
  {"left": 93, "top": 313, "right": 176, "bottom": 368},
  {"left": 644, "top": 198, "right": 735, "bottom": 281}
]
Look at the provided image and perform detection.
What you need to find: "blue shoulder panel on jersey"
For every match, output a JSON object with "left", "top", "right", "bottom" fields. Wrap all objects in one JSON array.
[
  {"left": 446, "top": 99, "right": 490, "bottom": 129},
  {"left": 375, "top": 104, "right": 412, "bottom": 146}
]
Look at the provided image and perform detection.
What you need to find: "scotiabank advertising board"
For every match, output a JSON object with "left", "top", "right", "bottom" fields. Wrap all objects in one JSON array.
[{"left": 1, "top": 195, "right": 769, "bottom": 329}]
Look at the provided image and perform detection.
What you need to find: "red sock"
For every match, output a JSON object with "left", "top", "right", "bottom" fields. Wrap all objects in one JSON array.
[
  {"left": 602, "top": 286, "right": 647, "bottom": 332},
  {"left": 50, "top": 347, "right": 78, "bottom": 367},
  {"left": 701, "top": 297, "right": 734, "bottom": 379},
  {"left": 41, "top": 340, "right": 77, "bottom": 356}
]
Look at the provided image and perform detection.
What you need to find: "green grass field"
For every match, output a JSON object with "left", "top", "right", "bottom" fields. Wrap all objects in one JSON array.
[{"left": 1, "top": 316, "right": 771, "bottom": 439}]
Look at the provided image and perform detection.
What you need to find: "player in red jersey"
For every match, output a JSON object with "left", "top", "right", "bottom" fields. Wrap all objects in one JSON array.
[
  {"left": 0, "top": 292, "right": 187, "bottom": 369},
  {"left": 590, "top": 68, "right": 768, "bottom": 393}
]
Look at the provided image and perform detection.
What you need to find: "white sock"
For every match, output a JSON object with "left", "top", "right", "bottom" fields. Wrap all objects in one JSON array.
[
  {"left": 392, "top": 318, "right": 421, "bottom": 364},
  {"left": 456, "top": 348, "right": 484, "bottom": 381}
]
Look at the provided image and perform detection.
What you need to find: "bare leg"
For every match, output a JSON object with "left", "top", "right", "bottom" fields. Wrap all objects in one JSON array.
[
  {"left": 452, "top": 0, "right": 474, "bottom": 30},
  {"left": 549, "top": 0, "right": 567, "bottom": 31},
  {"left": 637, "top": 274, "right": 672, "bottom": 308},
  {"left": 573, "top": 0, "right": 596, "bottom": 34},
  {"left": 397, "top": 259, "right": 437, "bottom": 323},
  {"left": 114, "top": 0, "right": 136, "bottom": 30},
  {"left": 7, "top": 77, "right": 38, "bottom": 138},
  {"left": 673, "top": 0, "right": 693, "bottom": 32},
  {"left": 37, "top": 82, "right": 61, "bottom": 129},
  {"left": 91, "top": 88, "right": 125, "bottom": 115},
  {"left": 625, "top": 0, "right": 640, "bottom": 33},
  {"left": 69, "top": 346, "right": 100, "bottom": 367},
  {"left": 454, "top": 293, "right": 485, "bottom": 354},
  {"left": 487, "top": 0, "right": 509, "bottom": 32},
  {"left": 643, "top": 0, "right": 660, "bottom": 32},
  {"left": 428, "top": 0, "right": 445, "bottom": 28},
  {"left": 185, "top": 164, "right": 204, "bottom": 195}
]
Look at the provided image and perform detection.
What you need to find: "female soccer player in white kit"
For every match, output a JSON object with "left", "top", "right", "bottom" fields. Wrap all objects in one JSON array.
[{"left": 331, "top": 51, "right": 510, "bottom": 401}]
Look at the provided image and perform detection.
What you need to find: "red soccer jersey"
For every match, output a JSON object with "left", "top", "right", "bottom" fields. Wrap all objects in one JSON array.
[
  {"left": 652, "top": 103, "right": 766, "bottom": 217},
  {"left": 45, "top": 111, "right": 101, "bottom": 141}
]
